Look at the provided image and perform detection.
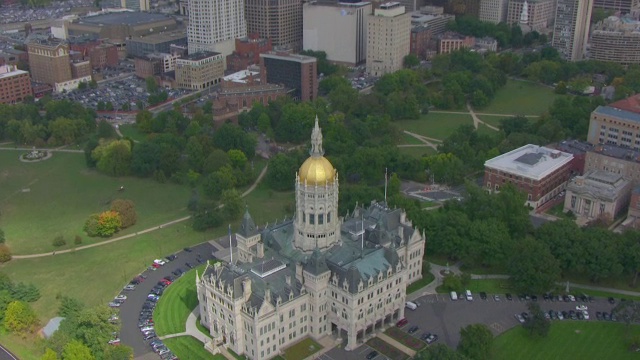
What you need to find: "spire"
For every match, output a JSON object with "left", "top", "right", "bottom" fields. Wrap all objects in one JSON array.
[
  {"left": 520, "top": 0, "right": 529, "bottom": 24},
  {"left": 239, "top": 206, "right": 257, "bottom": 237},
  {"left": 309, "top": 115, "right": 324, "bottom": 157}
]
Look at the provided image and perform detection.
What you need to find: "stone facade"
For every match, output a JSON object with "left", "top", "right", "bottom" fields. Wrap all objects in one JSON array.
[
  {"left": 175, "top": 52, "right": 224, "bottom": 90},
  {"left": 27, "top": 38, "right": 73, "bottom": 86},
  {"left": 564, "top": 170, "right": 633, "bottom": 223},
  {"left": 196, "top": 119, "right": 426, "bottom": 359}
]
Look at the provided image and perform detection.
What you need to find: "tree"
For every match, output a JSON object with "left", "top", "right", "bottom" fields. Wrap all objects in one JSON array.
[
  {"left": 146, "top": 76, "right": 158, "bottom": 93},
  {"left": 221, "top": 189, "right": 243, "bottom": 220},
  {"left": 92, "top": 140, "right": 132, "bottom": 177},
  {"left": 227, "top": 149, "right": 248, "bottom": 169},
  {"left": 62, "top": 340, "right": 95, "bottom": 360},
  {"left": 457, "top": 324, "right": 494, "bottom": 360},
  {"left": 404, "top": 54, "right": 420, "bottom": 68},
  {"left": 4, "top": 300, "right": 38, "bottom": 333},
  {"left": 203, "top": 166, "right": 236, "bottom": 199},
  {"left": 416, "top": 344, "right": 470, "bottom": 360},
  {"left": 0, "top": 228, "right": 4, "bottom": 243},
  {"left": 104, "top": 345, "right": 133, "bottom": 360},
  {"left": 96, "top": 120, "right": 117, "bottom": 139},
  {"left": 41, "top": 348, "right": 58, "bottom": 360},
  {"left": 58, "top": 296, "right": 84, "bottom": 318},
  {"left": 84, "top": 214, "right": 100, "bottom": 237},
  {"left": 508, "top": 237, "right": 560, "bottom": 294},
  {"left": 265, "top": 153, "right": 299, "bottom": 191},
  {"left": 110, "top": 199, "right": 137, "bottom": 229},
  {"left": 105, "top": 102, "right": 114, "bottom": 111},
  {"left": 0, "top": 244, "right": 11, "bottom": 263},
  {"left": 523, "top": 302, "right": 550, "bottom": 338},
  {"left": 96, "top": 211, "right": 122, "bottom": 237}
]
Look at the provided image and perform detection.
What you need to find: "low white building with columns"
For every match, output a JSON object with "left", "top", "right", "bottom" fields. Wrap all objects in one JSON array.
[{"left": 196, "top": 117, "right": 426, "bottom": 359}]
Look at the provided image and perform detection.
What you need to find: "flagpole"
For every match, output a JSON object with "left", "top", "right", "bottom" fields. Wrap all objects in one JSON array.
[{"left": 228, "top": 224, "right": 233, "bottom": 265}]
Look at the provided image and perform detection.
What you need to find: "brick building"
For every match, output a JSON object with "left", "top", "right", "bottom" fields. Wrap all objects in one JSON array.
[
  {"left": 226, "top": 35, "right": 272, "bottom": 73},
  {"left": 135, "top": 53, "right": 178, "bottom": 78},
  {"left": 410, "top": 26, "right": 431, "bottom": 59},
  {"left": 625, "top": 187, "right": 640, "bottom": 229},
  {"left": 89, "top": 43, "right": 119, "bottom": 69},
  {"left": 27, "top": 38, "right": 73, "bottom": 86},
  {"left": 260, "top": 51, "right": 317, "bottom": 101},
  {"left": 0, "top": 65, "right": 32, "bottom": 104},
  {"left": 483, "top": 144, "right": 574, "bottom": 208},
  {"left": 555, "top": 139, "right": 593, "bottom": 175},
  {"left": 71, "top": 60, "right": 92, "bottom": 79},
  {"left": 437, "top": 32, "right": 475, "bottom": 54},
  {"left": 213, "top": 81, "right": 287, "bottom": 122}
]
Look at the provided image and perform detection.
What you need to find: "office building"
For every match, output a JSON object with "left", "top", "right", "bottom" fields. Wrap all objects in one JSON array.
[
  {"left": 367, "top": 2, "right": 411, "bottom": 76},
  {"left": 27, "top": 38, "right": 73, "bottom": 86},
  {"left": 552, "top": 0, "right": 593, "bottom": 61},
  {"left": 483, "top": 144, "right": 574, "bottom": 208},
  {"left": 412, "top": 11, "right": 455, "bottom": 36},
  {"left": 260, "top": 51, "right": 317, "bottom": 101},
  {"left": 593, "top": 0, "right": 640, "bottom": 14},
  {"left": 135, "top": 52, "right": 179, "bottom": 78},
  {"left": 197, "top": 119, "right": 426, "bottom": 357},
  {"left": 303, "top": 1, "right": 372, "bottom": 66},
  {"left": 126, "top": 29, "right": 188, "bottom": 58},
  {"left": 89, "top": 43, "right": 119, "bottom": 69},
  {"left": 590, "top": 16, "right": 640, "bottom": 66},
  {"left": 410, "top": 26, "right": 431, "bottom": 59},
  {"left": 245, "top": 0, "right": 303, "bottom": 52},
  {"left": 187, "top": 0, "right": 247, "bottom": 57},
  {"left": 563, "top": 170, "right": 632, "bottom": 224},
  {"left": 437, "top": 32, "right": 475, "bottom": 53},
  {"left": 506, "top": 0, "right": 556, "bottom": 31},
  {"left": 479, "top": 0, "right": 509, "bottom": 24},
  {"left": 444, "top": 0, "right": 480, "bottom": 17},
  {"left": 101, "top": 0, "right": 150, "bottom": 11},
  {"left": 71, "top": 60, "right": 91, "bottom": 79},
  {"left": 175, "top": 52, "right": 225, "bottom": 90},
  {"left": 585, "top": 144, "right": 640, "bottom": 184},
  {"left": 0, "top": 65, "right": 32, "bottom": 104},
  {"left": 587, "top": 105, "right": 640, "bottom": 149}
]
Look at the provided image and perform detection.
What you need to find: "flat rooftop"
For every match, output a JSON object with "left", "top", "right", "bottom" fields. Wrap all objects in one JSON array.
[
  {"left": 556, "top": 139, "right": 594, "bottom": 155},
  {"left": 590, "top": 143, "right": 640, "bottom": 164},
  {"left": 485, "top": 144, "right": 574, "bottom": 180},
  {"left": 127, "top": 29, "right": 187, "bottom": 44},
  {"left": 260, "top": 51, "right": 317, "bottom": 63},
  {"left": 567, "top": 170, "right": 629, "bottom": 202},
  {"left": 181, "top": 51, "right": 220, "bottom": 61},
  {"left": 223, "top": 69, "right": 260, "bottom": 83},
  {"left": 593, "top": 105, "right": 640, "bottom": 124},
  {"left": 0, "top": 67, "right": 27, "bottom": 79},
  {"left": 77, "top": 12, "right": 172, "bottom": 26}
]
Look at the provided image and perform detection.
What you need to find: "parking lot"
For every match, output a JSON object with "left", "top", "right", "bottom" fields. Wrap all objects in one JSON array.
[
  {"left": 0, "top": 0, "right": 92, "bottom": 24},
  {"left": 320, "top": 292, "right": 622, "bottom": 360}
]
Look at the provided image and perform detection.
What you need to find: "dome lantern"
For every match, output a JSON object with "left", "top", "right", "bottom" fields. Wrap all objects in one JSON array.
[{"left": 298, "top": 116, "right": 336, "bottom": 185}]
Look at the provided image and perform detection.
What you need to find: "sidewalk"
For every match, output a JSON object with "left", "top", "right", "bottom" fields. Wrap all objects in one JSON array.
[{"left": 376, "top": 333, "right": 416, "bottom": 357}]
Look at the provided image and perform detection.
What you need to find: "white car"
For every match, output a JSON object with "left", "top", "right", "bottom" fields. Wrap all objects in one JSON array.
[
  {"left": 153, "top": 259, "right": 166, "bottom": 266},
  {"left": 582, "top": 310, "right": 590, "bottom": 320},
  {"left": 568, "top": 295, "right": 576, "bottom": 302},
  {"left": 124, "top": 284, "right": 136, "bottom": 291},
  {"left": 115, "top": 295, "right": 127, "bottom": 301},
  {"left": 576, "top": 305, "right": 588, "bottom": 311}
]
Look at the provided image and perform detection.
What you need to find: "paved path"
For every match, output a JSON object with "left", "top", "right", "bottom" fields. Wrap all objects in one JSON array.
[
  {"left": 466, "top": 103, "right": 500, "bottom": 131},
  {"left": 11, "top": 164, "right": 269, "bottom": 259},
  {"left": 377, "top": 332, "right": 416, "bottom": 357},
  {"left": 402, "top": 130, "right": 441, "bottom": 151},
  {"left": 430, "top": 110, "right": 538, "bottom": 118},
  {"left": 0, "top": 147, "right": 84, "bottom": 153}
]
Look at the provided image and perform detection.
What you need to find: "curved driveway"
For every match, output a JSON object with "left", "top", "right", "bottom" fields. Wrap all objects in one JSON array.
[{"left": 120, "top": 242, "right": 217, "bottom": 358}]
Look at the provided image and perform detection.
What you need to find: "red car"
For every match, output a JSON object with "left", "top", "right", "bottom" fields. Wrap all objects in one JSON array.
[
  {"left": 396, "top": 318, "right": 408, "bottom": 327},
  {"left": 152, "top": 263, "right": 161, "bottom": 269},
  {"left": 161, "top": 279, "right": 172, "bottom": 285}
]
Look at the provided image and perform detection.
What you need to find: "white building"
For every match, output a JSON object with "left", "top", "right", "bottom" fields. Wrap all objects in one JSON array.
[
  {"left": 564, "top": 170, "right": 633, "bottom": 224},
  {"left": 552, "top": 0, "right": 593, "bottom": 61},
  {"left": 197, "top": 118, "right": 426, "bottom": 359},
  {"left": 479, "top": 0, "right": 510, "bottom": 24},
  {"left": 366, "top": 2, "right": 411, "bottom": 76},
  {"left": 187, "top": 0, "right": 247, "bottom": 57},
  {"left": 303, "top": 1, "right": 372, "bottom": 66}
]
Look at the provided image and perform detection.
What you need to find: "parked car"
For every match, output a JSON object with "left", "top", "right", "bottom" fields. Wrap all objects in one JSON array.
[
  {"left": 108, "top": 302, "right": 121, "bottom": 308},
  {"left": 153, "top": 259, "right": 166, "bottom": 266},
  {"left": 366, "top": 351, "right": 378, "bottom": 359},
  {"left": 506, "top": 293, "right": 513, "bottom": 301},
  {"left": 408, "top": 326, "right": 419, "bottom": 334},
  {"left": 165, "top": 254, "right": 177, "bottom": 261},
  {"left": 425, "top": 334, "right": 439, "bottom": 344},
  {"left": 124, "top": 284, "right": 136, "bottom": 291},
  {"left": 184, "top": 247, "right": 193, "bottom": 252},
  {"left": 480, "top": 292, "right": 487, "bottom": 300},
  {"left": 576, "top": 305, "right": 588, "bottom": 311},
  {"left": 515, "top": 314, "right": 525, "bottom": 324},
  {"left": 396, "top": 318, "right": 408, "bottom": 327},
  {"left": 608, "top": 297, "right": 616, "bottom": 304},
  {"left": 115, "top": 295, "right": 127, "bottom": 301}
]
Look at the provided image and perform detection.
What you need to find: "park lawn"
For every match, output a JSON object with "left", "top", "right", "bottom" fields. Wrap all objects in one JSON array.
[
  {"left": 242, "top": 183, "right": 294, "bottom": 226},
  {"left": 399, "top": 133, "right": 428, "bottom": 145},
  {"left": 481, "top": 79, "right": 561, "bottom": 116},
  {"left": 566, "top": 287, "right": 640, "bottom": 302},
  {"left": 196, "top": 316, "right": 213, "bottom": 339},
  {"left": 395, "top": 113, "right": 473, "bottom": 141},
  {"left": 398, "top": 146, "right": 436, "bottom": 159},
  {"left": 0, "top": 151, "right": 192, "bottom": 254},
  {"left": 476, "top": 123, "right": 500, "bottom": 138},
  {"left": 154, "top": 264, "right": 207, "bottom": 336},
  {"left": 0, "top": 330, "right": 41, "bottom": 360},
  {"left": 478, "top": 115, "right": 510, "bottom": 128},
  {"left": 467, "top": 279, "right": 513, "bottom": 294},
  {"left": 163, "top": 336, "right": 225, "bottom": 360},
  {"left": 282, "top": 337, "right": 322, "bottom": 360},
  {"left": 494, "top": 322, "right": 640, "bottom": 360},
  {"left": 117, "top": 123, "right": 148, "bottom": 142}
]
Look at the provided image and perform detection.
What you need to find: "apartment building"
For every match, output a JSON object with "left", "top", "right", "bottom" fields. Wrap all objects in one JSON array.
[
  {"left": 593, "top": 0, "right": 640, "bottom": 14},
  {"left": 366, "top": 2, "right": 410, "bottom": 76},
  {"left": 552, "top": 0, "right": 593, "bottom": 61},
  {"left": 303, "top": 1, "right": 372, "bottom": 66},
  {"left": 245, "top": 0, "right": 303, "bottom": 52},
  {"left": 175, "top": 52, "right": 224, "bottom": 90},
  {"left": 0, "top": 65, "right": 32, "bottom": 104},
  {"left": 27, "top": 38, "right": 73, "bottom": 86},
  {"left": 587, "top": 106, "right": 640, "bottom": 149},
  {"left": 187, "top": 0, "right": 247, "bottom": 57},
  {"left": 506, "top": 0, "right": 556, "bottom": 31}
]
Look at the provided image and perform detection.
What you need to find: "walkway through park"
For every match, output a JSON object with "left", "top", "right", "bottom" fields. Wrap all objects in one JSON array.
[{"left": 10, "top": 164, "right": 269, "bottom": 259}]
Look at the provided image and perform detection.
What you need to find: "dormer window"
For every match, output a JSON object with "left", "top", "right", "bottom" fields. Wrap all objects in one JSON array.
[
  {"left": 378, "top": 271, "right": 383, "bottom": 282},
  {"left": 358, "top": 280, "right": 363, "bottom": 292},
  {"left": 368, "top": 277, "right": 373, "bottom": 286}
]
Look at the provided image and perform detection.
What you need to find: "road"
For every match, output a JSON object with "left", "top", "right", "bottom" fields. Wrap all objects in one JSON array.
[{"left": 0, "top": 343, "right": 18, "bottom": 360}]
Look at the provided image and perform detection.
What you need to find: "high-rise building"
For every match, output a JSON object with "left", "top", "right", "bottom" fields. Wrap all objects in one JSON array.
[
  {"left": 590, "top": 16, "right": 640, "bottom": 66},
  {"left": 0, "top": 65, "right": 32, "bottom": 104},
  {"left": 187, "top": 0, "right": 247, "bottom": 57},
  {"left": 303, "top": 1, "right": 372, "bottom": 66},
  {"left": 259, "top": 51, "right": 318, "bottom": 101},
  {"left": 245, "top": 0, "right": 303, "bottom": 52},
  {"left": 196, "top": 119, "right": 426, "bottom": 357},
  {"left": 552, "top": 0, "right": 593, "bottom": 61},
  {"left": 444, "top": 0, "right": 481, "bottom": 17},
  {"left": 479, "top": 0, "right": 509, "bottom": 24},
  {"left": 226, "top": 35, "right": 273, "bottom": 73},
  {"left": 593, "top": 0, "right": 640, "bottom": 14},
  {"left": 27, "top": 38, "right": 72, "bottom": 86},
  {"left": 101, "top": 0, "right": 150, "bottom": 11},
  {"left": 506, "top": 0, "right": 556, "bottom": 32},
  {"left": 367, "top": 2, "right": 410, "bottom": 76}
]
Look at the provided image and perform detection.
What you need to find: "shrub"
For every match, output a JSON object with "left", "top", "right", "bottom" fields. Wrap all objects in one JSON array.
[
  {"left": 0, "top": 228, "right": 5, "bottom": 243},
  {"left": 0, "top": 244, "right": 11, "bottom": 263},
  {"left": 52, "top": 235, "right": 66, "bottom": 247},
  {"left": 84, "top": 214, "right": 100, "bottom": 237},
  {"left": 74, "top": 235, "right": 82, "bottom": 245},
  {"left": 110, "top": 199, "right": 137, "bottom": 228},
  {"left": 97, "top": 210, "right": 122, "bottom": 237}
]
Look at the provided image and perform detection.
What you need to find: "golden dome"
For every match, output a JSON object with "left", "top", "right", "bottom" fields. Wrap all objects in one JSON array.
[{"left": 299, "top": 156, "right": 336, "bottom": 185}]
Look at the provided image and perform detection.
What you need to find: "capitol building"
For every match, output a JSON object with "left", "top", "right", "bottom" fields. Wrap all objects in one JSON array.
[{"left": 196, "top": 118, "right": 426, "bottom": 359}]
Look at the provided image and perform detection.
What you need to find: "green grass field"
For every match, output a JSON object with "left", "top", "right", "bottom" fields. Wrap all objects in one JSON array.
[
  {"left": 163, "top": 336, "right": 225, "bottom": 360},
  {"left": 494, "top": 322, "right": 640, "bottom": 360},
  {"left": 398, "top": 146, "right": 436, "bottom": 159},
  {"left": 395, "top": 113, "right": 473, "bottom": 141},
  {"left": 0, "top": 151, "right": 192, "bottom": 254},
  {"left": 467, "top": 279, "right": 513, "bottom": 294},
  {"left": 481, "top": 79, "right": 561, "bottom": 116},
  {"left": 117, "top": 124, "right": 147, "bottom": 142},
  {"left": 282, "top": 338, "right": 322, "bottom": 360},
  {"left": 154, "top": 265, "right": 206, "bottom": 336}
]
